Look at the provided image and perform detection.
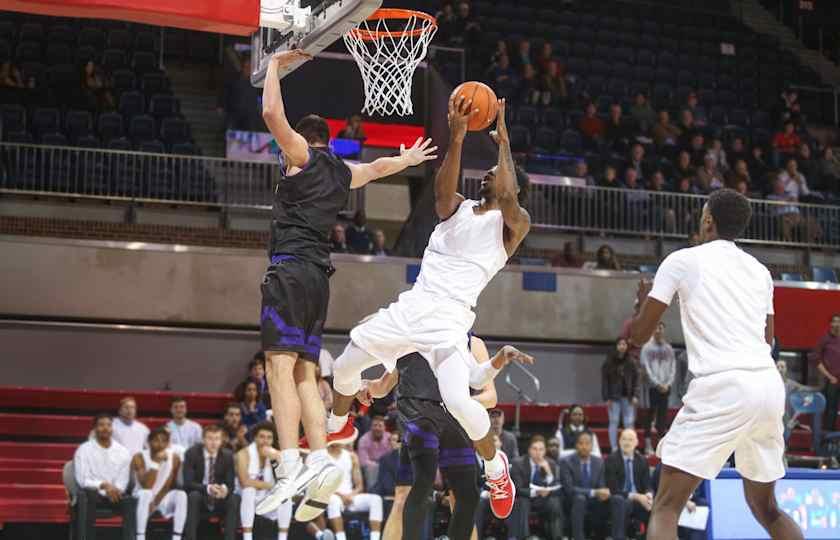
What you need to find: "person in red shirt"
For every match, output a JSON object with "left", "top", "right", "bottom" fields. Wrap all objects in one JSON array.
[
  {"left": 578, "top": 102, "right": 605, "bottom": 148},
  {"left": 772, "top": 121, "right": 801, "bottom": 162},
  {"left": 815, "top": 314, "right": 840, "bottom": 431}
]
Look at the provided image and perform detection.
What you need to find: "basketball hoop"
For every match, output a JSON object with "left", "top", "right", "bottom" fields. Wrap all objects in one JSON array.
[{"left": 343, "top": 9, "right": 437, "bottom": 116}]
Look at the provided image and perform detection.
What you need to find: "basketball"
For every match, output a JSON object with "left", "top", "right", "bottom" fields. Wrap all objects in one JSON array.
[{"left": 451, "top": 81, "right": 499, "bottom": 131}]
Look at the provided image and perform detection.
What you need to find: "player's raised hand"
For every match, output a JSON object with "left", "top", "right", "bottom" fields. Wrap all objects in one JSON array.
[
  {"left": 355, "top": 380, "right": 373, "bottom": 406},
  {"left": 491, "top": 345, "right": 535, "bottom": 370},
  {"left": 270, "top": 49, "right": 313, "bottom": 67},
  {"left": 489, "top": 98, "right": 508, "bottom": 145},
  {"left": 447, "top": 94, "right": 476, "bottom": 142},
  {"left": 400, "top": 137, "right": 438, "bottom": 166}
]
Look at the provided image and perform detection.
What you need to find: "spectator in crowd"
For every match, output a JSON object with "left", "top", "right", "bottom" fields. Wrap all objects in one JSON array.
[
  {"left": 598, "top": 164, "right": 621, "bottom": 188},
  {"left": 337, "top": 115, "right": 366, "bottom": 141},
  {"left": 560, "top": 431, "right": 610, "bottom": 540},
  {"left": 815, "top": 314, "right": 840, "bottom": 431},
  {"left": 587, "top": 244, "right": 622, "bottom": 271},
  {"left": 605, "top": 103, "right": 633, "bottom": 152},
  {"left": 248, "top": 352, "right": 269, "bottom": 404},
  {"left": 779, "top": 157, "right": 811, "bottom": 200},
  {"left": 317, "top": 365, "right": 333, "bottom": 413},
  {"left": 357, "top": 415, "right": 391, "bottom": 482},
  {"left": 687, "top": 133, "right": 707, "bottom": 168},
  {"left": 489, "top": 39, "right": 508, "bottom": 67},
  {"left": 605, "top": 429, "right": 653, "bottom": 540},
  {"left": 509, "top": 435, "right": 564, "bottom": 540},
  {"left": 236, "top": 380, "right": 267, "bottom": 430},
  {"left": 546, "top": 437, "right": 562, "bottom": 462},
  {"left": 779, "top": 88, "right": 802, "bottom": 126},
  {"left": 81, "top": 60, "right": 114, "bottom": 111},
  {"left": 535, "top": 41, "right": 554, "bottom": 72},
  {"left": 0, "top": 61, "right": 25, "bottom": 88},
  {"left": 816, "top": 147, "right": 840, "bottom": 194},
  {"left": 221, "top": 402, "right": 248, "bottom": 453},
  {"left": 673, "top": 150, "right": 695, "bottom": 182},
  {"left": 434, "top": 3, "right": 456, "bottom": 44},
  {"left": 748, "top": 145, "right": 772, "bottom": 193},
  {"left": 574, "top": 159, "right": 596, "bottom": 186},
  {"left": 796, "top": 143, "right": 818, "bottom": 183},
  {"left": 642, "top": 322, "right": 676, "bottom": 452},
  {"left": 767, "top": 176, "right": 804, "bottom": 242},
  {"left": 346, "top": 209, "right": 374, "bottom": 254},
  {"left": 512, "top": 39, "right": 532, "bottom": 71},
  {"left": 113, "top": 397, "right": 150, "bottom": 456},
  {"left": 370, "top": 229, "right": 391, "bottom": 256},
  {"left": 327, "top": 444, "right": 384, "bottom": 540},
  {"left": 625, "top": 143, "right": 647, "bottom": 181},
  {"left": 330, "top": 223, "right": 350, "bottom": 253},
  {"left": 776, "top": 359, "right": 818, "bottom": 440},
  {"left": 235, "top": 422, "right": 289, "bottom": 540},
  {"left": 166, "top": 397, "right": 203, "bottom": 450},
  {"left": 555, "top": 404, "right": 602, "bottom": 457},
  {"left": 630, "top": 92, "right": 656, "bottom": 134},
  {"left": 183, "top": 425, "right": 239, "bottom": 540},
  {"left": 377, "top": 432, "right": 407, "bottom": 540},
  {"left": 707, "top": 138, "right": 729, "bottom": 173},
  {"left": 132, "top": 427, "right": 187, "bottom": 540},
  {"left": 602, "top": 338, "right": 639, "bottom": 450},
  {"left": 651, "top": 463, "right": 708, "bottom": 540},
  {"left": 489, "top": 408, "right": 520, "bottom": 459},
  {"left": 552, "top": 240, "right": 584, "bottom": 268},
  {"left": 518, "top": 63, "right": 540, "bottom": 105},
  {"left": 695, "top": 153, "right": 724, "bottom": 193},
  {"left": 652, "top": 110, "right": 681, "bottom": 148},
  {"left": 728, "top": 137, "right": 749, "bottom": 166},
  {"left": 539, "top": 60, "right": 567, "bottom": 105},
  {"left": 452, "top": 1, "right": 481, "bottom": 47},
  {"left": 772, "top": 120, "right": 801, "bottom": 164},
  {"left": 677, "top": 109, "right": 698, "bottom": 149},
  {"left": 74, "top": 413, "right": 135, "bottom": 540},
  {"left": 726, "top": 159, "right": 752, "bottom": 191},
  {"left": 373, "top": 431, "right": 402, "bottom": 498},
  {"left": 488, "top": 54, "right": 518, "bottom": 100},
  {"left": 685, "top": 91, "right": 707, "bottom": 126},
  {"left": 219, "top": 54, "right": 264, "bottom": 131},
  {"left": 578, "top": 102, "right": 605, "bottom": 149}
]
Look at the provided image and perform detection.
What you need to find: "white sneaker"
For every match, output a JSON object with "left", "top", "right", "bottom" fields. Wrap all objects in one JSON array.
[
  {"left": 256, "top": 458, "right": 317, "bottom": 515},
  {"left": 294, "top": 461, "right": 343, "bottom": 521}
]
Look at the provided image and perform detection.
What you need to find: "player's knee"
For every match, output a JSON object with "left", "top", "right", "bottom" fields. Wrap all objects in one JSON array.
[
  {"left": 745, "top": 492, "right": 780, "bottom": 526},
  {"left": 136, "top": 489, "right": 153, "bottom": 504},
  {"left": 369, "top": 494, "right": 383, "bottom": 520},
  {"left": 174, "top": 489, "right": 187, "bottom": 507},
  {"left": 327, "top": 494, "right": 343, "bottom": 518},
  {"left": 332, "top": 344, "right": 365, "bottom": 396}
]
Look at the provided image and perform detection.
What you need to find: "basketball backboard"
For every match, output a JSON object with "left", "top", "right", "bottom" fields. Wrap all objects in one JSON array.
[{"left": 251, "top": 0, "right": 382, "bottom": 87}]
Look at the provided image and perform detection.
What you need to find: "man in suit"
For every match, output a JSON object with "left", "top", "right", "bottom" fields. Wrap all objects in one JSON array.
[
  {"left": 605, "top": 429, "right": 653, "bottom": 540},
  {"left": 560, "top": 431, "right": 611, "bottom": 540},
  {"left": 183, "top": 424, "right": 240, "bottom": 540},
  {"left": 509, "top": 435, "right": 564, "bottom": 540}
]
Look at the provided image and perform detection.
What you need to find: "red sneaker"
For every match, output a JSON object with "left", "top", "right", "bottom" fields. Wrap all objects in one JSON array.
[
  {"left": 486, "top": 451, "right": 516, "bottom": 519},
  {"left": 299, "top": 417, "right": 359, "bottom": 449}
]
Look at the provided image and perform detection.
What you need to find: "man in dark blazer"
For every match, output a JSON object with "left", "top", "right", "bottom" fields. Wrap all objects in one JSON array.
[
  {"left": 508, "top": 435, "right": 564, "bottom": 539},
  {"left": 183, "top": 424, "right": 239, "bottom": 540},
  {"left": 560, "top": 431, "right": 611, "bottom": 540},
  {"left": 605, "top": 428, "right": 653, "bottom": 540}
]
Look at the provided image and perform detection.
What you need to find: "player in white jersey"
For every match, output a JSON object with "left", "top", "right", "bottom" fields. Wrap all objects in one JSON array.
[
  {"left": 320, "top": 97, "right": 531, "bottom": 520},
  {"left": 630, "top": 189, "right": 803, "bottom": 540},
  {"left": 131, "top": 426, "right": 187, "bottom": 540}
]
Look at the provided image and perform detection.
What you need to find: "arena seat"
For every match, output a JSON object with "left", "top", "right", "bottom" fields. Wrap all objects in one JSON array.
[
  {"left": 0, "top": 413, "right": 216, "bottom": 438},
  {"left": 0, "top": 442, "right": 77, "bottom": 461}
]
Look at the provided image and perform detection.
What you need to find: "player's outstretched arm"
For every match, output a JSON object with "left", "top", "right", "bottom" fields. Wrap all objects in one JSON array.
[
  {"left": 469, "top": 344, "right": 535, "bottom": 390},
  {"left": 434, "top": 95, "right": 474, "bottom": 219},
  {"left": 262, "top": 50, "right": 312, "bottom": 168},
  {"left": 347, "top": 137, "right": 437, "bottom": 189},
  {"left": 490, "top": 99, "right": 530, "bottom": 249},
  {"left": 629, "top": 279, "right": 668, "bottom": 346}
]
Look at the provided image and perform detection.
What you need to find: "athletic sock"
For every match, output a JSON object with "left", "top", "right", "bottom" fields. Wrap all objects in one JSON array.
[
  {"left": 280, "top": 449, "right": 300, "bottom": 474},
  {"left": 336, "top": 532, "right": 347, "bottom": 540},
  {"left": 370, "top": 532, "right": 381, "bottom": 540},
  {"left": 244, "top": 533, "right": 253, "bottom": 540},
  {"left": 483, "top": 452, "right": 505, "bottom": 480},
  {"left": 313, "top": 530, "right": 324, "bottom": 540},
  {"left": 278, "top": 532, "right": 288, "bottom": 540},
  {"left": 306, "top": 448, "right": 329, "bottom": 468},
  {"left": 327, "top": 412, "right": 349, "bottom": 433}
]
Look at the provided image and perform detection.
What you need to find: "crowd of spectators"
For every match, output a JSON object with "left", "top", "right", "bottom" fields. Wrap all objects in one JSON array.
[{"left": 329, "top": 210, "right": 393, "bottom": 256}]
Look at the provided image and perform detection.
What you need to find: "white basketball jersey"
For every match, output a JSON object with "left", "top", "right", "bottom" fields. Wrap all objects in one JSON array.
[
  {"left": 235, "top": 443, "right": 274, "bottom": 492},
  {"left": 414, "top": 199, "right": 508, "bottom": 307},
  {"left": 329, "top": 449, "right": 354, "bottom": 496},
  {"left": 133, "top": 448, "right": 174, "bottom": 498}
]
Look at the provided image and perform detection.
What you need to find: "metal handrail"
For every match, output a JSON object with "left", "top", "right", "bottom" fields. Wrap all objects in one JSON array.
[{"left": 504, "top": 362, "right": 541, "bottom": 436}]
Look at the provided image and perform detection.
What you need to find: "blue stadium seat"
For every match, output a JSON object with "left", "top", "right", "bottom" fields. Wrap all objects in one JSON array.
[
  {"left": 780, "top": 273, "right": 804, "bottom": 282},
  {"left": 517, "top": 106, "right": 539, "bottom": 126},
  {"left": 129, "top": 115, "right": 157, "bottom": 143},
  {"left": 102, "top": 49, "right": 128, "bottom": 71},
  {"left": 138, "top": 139, "right": 165, "bottom": 154},
  {"left": 32, "top": 108, "right": 61, "bottom": 138},
  {"left": 811, "top": 267, "right": 838, "bottom": 284},
  {"left": 542, "top": 108, "right": 565, "bottom": 130},
  {"left": 508, "top": 125, "right": 531, "bottom": 153},
  {"left": 135, "top": 31, "right": 157, "bottom": 52},
  {"left": 133, "top": 52, "right": 158, "bottom": 75},
  {"left": 41, "top": 132, "right": 69, "bottom": 146},
  {"left": 108, "top": 136, "right": 132, "bottom": 151},
  {"left": 161, "top": 118, "right": 191, "bottom": 146},
  {"left": 75, "top": 135, "right": 101, "bottom": 148},
  {"left": 559, "top": 129, "right": 582, "bottom": 153},
  {"left": 77, "top": 27, "right": 104, "bottom": 49},
  {"left": 65, "top": 110, "right": 93, "bottom": 142},
  {"left": 107, "top": 29, "right": 133, "bottom": 50},
  {"left": 46, "top": 63, "right": 76, "bottom": 91},
  {"left": 171, "top": 142, "right": 199, "bottom": 155},
  {"left": 1, "top": 104, "right": 27, "bottom": 133},
  {"left": 15, "top": 41, "right": 42, "bottom": 63},
  {"left": 533, "top": 127, "right": 558, "bottom": 152},
  {"left": 20, "top": 23, "right": 44, "bottom": 42},
  {"left": 75, "top": 45, "right": 98, "bottom": 65},
  {"left": 636, "top": 50, "right": 655, "bottom": 67},
  {"left": 97, "top": 112, "right": 124, "bottom": 143},
  {"left": 149, "top": 94, "right": 179, "bottom": 119},
  {"left": 111, "top": 69, "right": 136, "bottom": 96},
  {"left": 4, "top": 130, "right": 33, "bottom": 144},
  {"left": 142, "top": 73, "right": 168, "bottom": 96},
  {"left": 46, "top": 42, "right": 72, "bottom": 66},
  {"left": 0, "top": 21, "right": 15, "bottom": 42},
  {"left": 119, "top": 91, "right": 145, "bottom": 118},
  {"left": 0, "top": 39, "right": 10, "bottom": 62},
  {"left": 48, "top": 25, "right": 76, "bottom": 45}
]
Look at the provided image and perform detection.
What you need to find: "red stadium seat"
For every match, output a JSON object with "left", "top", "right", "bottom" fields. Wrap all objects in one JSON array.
[
  {"left": 0, "top": 413, "right": 216, "bottom": 438},
  {"left": 0, "top": 442, "right": 77, "bottom": 461}
]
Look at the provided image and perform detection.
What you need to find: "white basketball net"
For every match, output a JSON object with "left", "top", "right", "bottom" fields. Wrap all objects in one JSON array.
[{"left": 343, "top": 12, "right": 437, "bottom": 116}]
